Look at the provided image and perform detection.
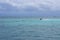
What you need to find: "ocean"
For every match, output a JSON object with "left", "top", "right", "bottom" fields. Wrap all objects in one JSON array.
[{"left": 0, "top": 18, "right": 60, "bottom": 40}]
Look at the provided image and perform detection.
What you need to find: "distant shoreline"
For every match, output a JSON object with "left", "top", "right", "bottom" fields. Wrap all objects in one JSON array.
[{"left": 0, "top": 17, "right": 60, "bottom": 19}]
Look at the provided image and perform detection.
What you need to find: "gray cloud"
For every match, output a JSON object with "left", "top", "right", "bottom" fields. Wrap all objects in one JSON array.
[{"left": 0, "top": 0, "right": 60, "bottom": 11}]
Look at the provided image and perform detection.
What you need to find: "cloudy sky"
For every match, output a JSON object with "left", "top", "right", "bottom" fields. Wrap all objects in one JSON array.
[{"left": 0, "top": 0, "right": 60, "bottom": 17}]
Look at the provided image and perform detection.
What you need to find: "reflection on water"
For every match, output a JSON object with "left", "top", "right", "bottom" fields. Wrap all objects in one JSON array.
[{"left": 0, "top": 19, "right": 60, "bottom": 40}]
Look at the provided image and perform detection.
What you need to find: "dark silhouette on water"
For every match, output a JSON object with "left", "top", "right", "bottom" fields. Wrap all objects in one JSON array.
[{"left": 40, "top": 18, "right": 42, "bottom": 20}]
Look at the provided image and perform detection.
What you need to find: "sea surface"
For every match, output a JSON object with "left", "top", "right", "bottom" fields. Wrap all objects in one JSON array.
[{"left": 0, "top": 18, "right": 60, "bottom": 40}]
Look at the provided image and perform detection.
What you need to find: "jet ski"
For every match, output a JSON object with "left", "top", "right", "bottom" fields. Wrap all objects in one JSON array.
[{"left": 40, "top": 18, "right": 42, "bottom": 20}]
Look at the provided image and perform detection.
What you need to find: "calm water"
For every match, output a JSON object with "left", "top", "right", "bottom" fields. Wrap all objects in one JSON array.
[{"left": 0, "top": 18, "right": 60, "bottom": 40}]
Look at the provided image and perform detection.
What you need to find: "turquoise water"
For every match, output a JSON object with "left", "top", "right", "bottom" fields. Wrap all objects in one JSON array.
[{"left": 0, "top": 18, "right": 60, "bottom": 40}]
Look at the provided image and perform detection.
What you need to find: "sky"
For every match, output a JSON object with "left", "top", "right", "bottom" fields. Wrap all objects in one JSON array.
[{"left": 0, "top": 0, "right": 60, "bottom": 17}]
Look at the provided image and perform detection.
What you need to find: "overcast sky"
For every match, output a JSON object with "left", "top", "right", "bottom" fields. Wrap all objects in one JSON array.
[{"left": 0, "top": 0, "right": 60, "bottom": 17}]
